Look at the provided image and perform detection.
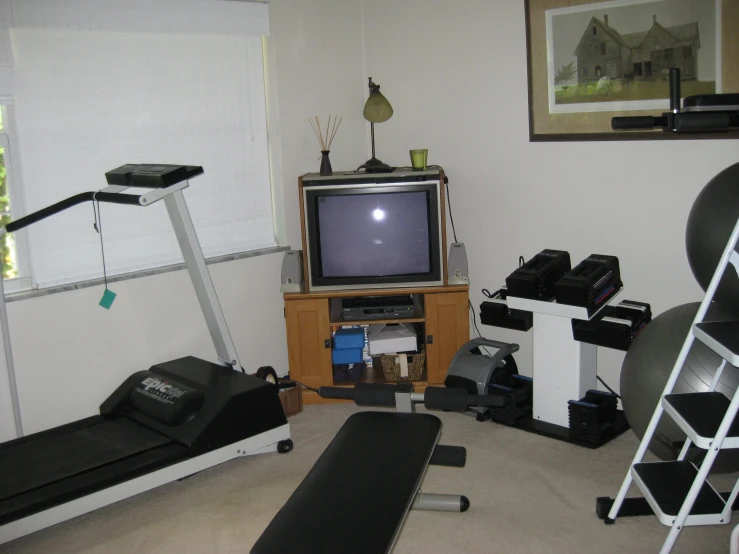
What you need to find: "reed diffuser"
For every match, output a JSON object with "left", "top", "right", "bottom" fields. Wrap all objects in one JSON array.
[{"left": 308, "top": 115, "right": 342, "bottom": 176}]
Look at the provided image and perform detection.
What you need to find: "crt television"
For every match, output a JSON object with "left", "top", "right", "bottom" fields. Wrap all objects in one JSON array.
[{"left": 301, "top": 170, "right": 445, "bottom": 292}]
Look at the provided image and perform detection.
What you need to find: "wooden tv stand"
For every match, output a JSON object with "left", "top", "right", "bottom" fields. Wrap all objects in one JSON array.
[{"left": 283, "top": 285, "right": 469, "bottom": 404}]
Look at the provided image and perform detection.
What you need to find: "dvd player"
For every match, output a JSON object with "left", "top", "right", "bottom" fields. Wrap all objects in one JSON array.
[{"left": 342, "top": 295, "right": 415, "bottom": 321}]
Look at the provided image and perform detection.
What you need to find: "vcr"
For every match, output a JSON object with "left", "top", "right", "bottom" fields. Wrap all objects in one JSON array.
[{"left": 342, "top": 295, "right": 415, "bottom": 321}]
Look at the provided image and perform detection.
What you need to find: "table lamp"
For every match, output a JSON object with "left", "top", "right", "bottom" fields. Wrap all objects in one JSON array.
[{"left": 358, "top": 77, "right": 393, "bottom": 173}]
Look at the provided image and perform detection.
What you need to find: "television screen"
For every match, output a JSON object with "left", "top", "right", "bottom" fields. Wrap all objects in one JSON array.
[{"left": 316, "top": 191, "right": 431, "bottom": 278}]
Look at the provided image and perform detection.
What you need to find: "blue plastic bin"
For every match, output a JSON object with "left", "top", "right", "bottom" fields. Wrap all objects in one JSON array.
[
  {"left": 333, "top": 328, "right": 365, "bottom": 349},
  {"left": 332, "top": 347, "right": 364, "bottom": 364}
]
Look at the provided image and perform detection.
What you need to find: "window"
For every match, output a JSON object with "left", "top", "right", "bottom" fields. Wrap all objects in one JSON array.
[
  {"left": 683, "top": 46, "right": 693, "bottom": 58},
  {"left": 0, "top": 111, "right": 14, "bottom": 280},
  {"left": 633, "top": 63, "right": 643, "bottom": 77},
  {"left": 583, "top": 67, "right": 589, "bottom": 79},
  {"left": 600, "top": 43, "right": 606, "bottom": 55},
  {"left": 0, "top": 107, "right": 31, "bottom": 292},
  {"left": 595, "top": 66, "right": 602, "bottom": 77},
  {"left": 593, "top": 26, "right": 597, "bottom": 35},
  {"left": 2, "top": 1, "right": 274, "bottom": 289}
]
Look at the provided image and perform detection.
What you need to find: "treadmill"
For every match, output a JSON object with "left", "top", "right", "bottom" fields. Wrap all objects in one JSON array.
[{"left": 0, "top": 164, "right": 292, "bottom": 545}]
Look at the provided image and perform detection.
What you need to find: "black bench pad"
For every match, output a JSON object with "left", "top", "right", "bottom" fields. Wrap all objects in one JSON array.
[{"left": 251, "top": 411, "right": 441, "bottom": 554}]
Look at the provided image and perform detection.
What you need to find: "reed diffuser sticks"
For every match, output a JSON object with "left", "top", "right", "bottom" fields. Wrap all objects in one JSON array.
[{"left": 308, "top": 115, "right": 342, "bottom": 152}]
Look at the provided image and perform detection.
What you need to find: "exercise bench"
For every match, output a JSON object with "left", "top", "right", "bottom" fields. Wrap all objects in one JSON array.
[{"left": 251, "top": 383, "right": 503, "bottom": 554}]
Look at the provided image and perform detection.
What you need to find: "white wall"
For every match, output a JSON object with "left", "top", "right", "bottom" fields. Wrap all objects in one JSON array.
[
  {"left": 360, "top": 0, "right": 738, "bottom": 393},
  {"left": 266, "top": 0, "right": 368, "bottom": 248}
]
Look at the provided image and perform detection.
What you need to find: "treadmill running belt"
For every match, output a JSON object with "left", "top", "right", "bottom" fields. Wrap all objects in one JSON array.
[{"left": 0, "top": 418, "right": 172, "bottom": 501}]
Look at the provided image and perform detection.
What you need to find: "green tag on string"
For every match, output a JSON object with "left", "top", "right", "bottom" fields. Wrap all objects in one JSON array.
[
  {"left": 99, "top": 289, "right": 117, "bottom": 310},
  {"left": 92, "top": 197, "right": 116, "bottom": 310}
]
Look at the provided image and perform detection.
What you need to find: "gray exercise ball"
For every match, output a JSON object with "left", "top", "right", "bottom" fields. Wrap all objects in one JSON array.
[
  {"left": 620, "top": 302, "right": 739, "bottom": 470},
  {"left": 686, "top": 161, "right": 739, "bottom": 317}
]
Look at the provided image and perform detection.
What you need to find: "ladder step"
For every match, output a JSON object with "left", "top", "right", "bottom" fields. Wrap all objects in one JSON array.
[
  {"left": 663, "top": 393, "right": 739, "bottom": 449},
  {"left": 632, "top": 461, "right": 726, "bottom": 526},
  {"left": 693, "top": 321, "right": 739, "bottom": 365}
]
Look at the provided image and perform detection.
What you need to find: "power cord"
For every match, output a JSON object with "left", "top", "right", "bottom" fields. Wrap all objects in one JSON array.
[
  {"left": 443, "top": 172, "right": 493, "bottom": 356},
  {"left": 444, "top": 173, "right": 458, "bottom": 244},
  {"left": 468, "top": 301, "right": 492, "bottom": 357},
  {"left": 290, "top": 378, "right": 321, "bottom": 394},
  {"left": 597, "top": 376, "right": 621, "bottom": 399}
]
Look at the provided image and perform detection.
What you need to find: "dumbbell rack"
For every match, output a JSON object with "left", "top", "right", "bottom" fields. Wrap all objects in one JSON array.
[
  {"left": 606, "top": 216, "right": 739, "bottom": 553},
  {"left": 506, "top": 287, "right": 627, "bottom": 440}
]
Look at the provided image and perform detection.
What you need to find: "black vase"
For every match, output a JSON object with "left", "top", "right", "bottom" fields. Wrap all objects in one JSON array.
[{"left": 320, "top": 150, "right": 333, "bottom": 176}]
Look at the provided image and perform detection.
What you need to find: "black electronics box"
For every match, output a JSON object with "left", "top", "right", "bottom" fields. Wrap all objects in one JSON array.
[
  {"left": 505, "top": 250, "right": 571, "bottom": 301},
  {"left": 342, "top": 295, "right": 415, "bottom": 320},
  {"left": 487, "top": 375, "right": 533, "bottom": 425},
  {"left": 568, "top": 390, "right": 619, "bottom": 445},
  {"left": 479, "top": 288, "right": 533, "bottom": 331},
  {"left": 554, "top": 254, "right": 622, "bottom": 309},
  {"left": 105, "top": 164, "right": 204, "bottom": 188},
  {"left": 572, "top": 300, "right": 651, "bottom": 351}
]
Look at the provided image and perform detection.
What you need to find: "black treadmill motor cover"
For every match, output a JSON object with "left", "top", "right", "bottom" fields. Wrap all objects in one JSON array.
[
  {"left": 101, "top": 356, "right": 288, "bottom": 453},
  {"left": 128, "top": 372, "right": 205, "bottom": 427}
]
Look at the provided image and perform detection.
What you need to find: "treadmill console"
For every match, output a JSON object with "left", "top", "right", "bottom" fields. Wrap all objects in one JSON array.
[{"left": 104, "top": 164, "right": 204, "bottom": 188}]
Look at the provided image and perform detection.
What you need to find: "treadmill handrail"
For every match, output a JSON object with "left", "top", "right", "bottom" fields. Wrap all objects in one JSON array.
[
  {"left": 5, "top": 191, "right": 142, "bottom": 234},
  {"left": 3, "top": 178, "right": 193, "bottom": 235}
]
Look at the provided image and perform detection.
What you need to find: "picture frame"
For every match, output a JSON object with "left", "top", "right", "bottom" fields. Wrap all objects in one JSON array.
[{"left": 525, "top": 0, "right": 739, "bottom": 141}]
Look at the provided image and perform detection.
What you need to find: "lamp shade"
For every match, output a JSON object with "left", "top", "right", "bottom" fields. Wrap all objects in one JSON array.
[{"left": 363, "top": 82, "right": 393, "bottom": 123}]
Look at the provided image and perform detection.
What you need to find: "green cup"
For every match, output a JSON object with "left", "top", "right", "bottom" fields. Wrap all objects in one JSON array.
[{"left": 410, "top": 149, "right": 428, "bottom": 171}]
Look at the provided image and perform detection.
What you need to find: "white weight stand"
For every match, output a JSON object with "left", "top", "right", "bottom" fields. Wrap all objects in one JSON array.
[{"left": 507, "top": 289, "right": 624, "bottom": 429}]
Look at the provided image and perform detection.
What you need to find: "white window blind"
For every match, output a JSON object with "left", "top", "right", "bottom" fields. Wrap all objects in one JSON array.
[{"left": 6, "top": 0, "right": 274, "bottom": 288}]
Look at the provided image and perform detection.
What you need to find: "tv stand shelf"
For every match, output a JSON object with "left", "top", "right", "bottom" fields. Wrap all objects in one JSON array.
[{"left": 283, "top": 285, "right": 469, "bottom": 404}]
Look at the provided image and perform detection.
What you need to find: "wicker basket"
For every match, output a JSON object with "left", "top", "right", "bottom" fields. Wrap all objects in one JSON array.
[{"left": 374, "top": 348, "right": 425, "bottom": 381}]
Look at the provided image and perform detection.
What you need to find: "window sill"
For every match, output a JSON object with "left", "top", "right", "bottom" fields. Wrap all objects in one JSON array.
[{"left": 6, "top": 245, "right": 290, "bottom": 303}]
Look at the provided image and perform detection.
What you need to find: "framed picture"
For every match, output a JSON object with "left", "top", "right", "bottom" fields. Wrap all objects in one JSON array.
[{"left": 525, "top": 0, "right": 739, "bottom": 141}]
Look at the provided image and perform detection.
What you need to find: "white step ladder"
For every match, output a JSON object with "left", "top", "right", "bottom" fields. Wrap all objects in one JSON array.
[{"left": 606, "top": 216, "right": 739, "bottom": 553}]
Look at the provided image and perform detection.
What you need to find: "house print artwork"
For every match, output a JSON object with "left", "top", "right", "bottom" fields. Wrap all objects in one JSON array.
[{"left": 546, "top": 0, "right": 718, "bottom": 114}]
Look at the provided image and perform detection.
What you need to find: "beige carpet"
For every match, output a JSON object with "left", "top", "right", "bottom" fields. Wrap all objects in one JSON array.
[{"left": 2, "top": 403, "right": 737, "bottom": 554}]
